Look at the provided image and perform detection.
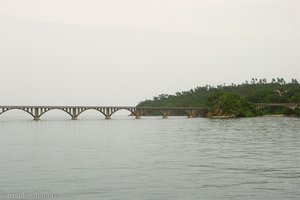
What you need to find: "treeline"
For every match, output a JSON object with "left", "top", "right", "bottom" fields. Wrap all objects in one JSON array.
[{"left": 137, "top": 78, "right": 300, "bottom": 117}]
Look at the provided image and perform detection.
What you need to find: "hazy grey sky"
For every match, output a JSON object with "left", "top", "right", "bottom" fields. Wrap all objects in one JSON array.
[{"left": 0, "top": 0, "right": 299, "bottom": 106}]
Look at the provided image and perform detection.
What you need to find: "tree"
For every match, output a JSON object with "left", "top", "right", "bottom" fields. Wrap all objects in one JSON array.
[
  {"left": 204, "top": 92, "right": 256, "bottom": 117},
  {"left": 272, "top": 78, "right": 276, "bottom": 83},
  {"left": 290, "top": 92, "right": 300, "bottom": 103},
  {"left": 291, "top": 79, "right": 299, "bottom": 84}
]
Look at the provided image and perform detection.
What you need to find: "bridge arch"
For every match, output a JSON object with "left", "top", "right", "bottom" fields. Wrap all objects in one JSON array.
[
  {"left": 255, "top": 104, "right": 299, "bottom": 116},
  {"left": 109, "top": 108, "right": 138, "bottom": 118},
  {"left": 255, "top": 104, "right": 298, "bottom": 111},
  {"left": 76, "top": 108, "right": 106, "bottom": 119},
  {"left": 38, "top": 108, "right": 73, "bottom": 119},
  {"left": 141, "top": 109, "right": 169, "bottom": 118},
  {"left": 0, "top": 108, "right": 35, "bottom": 119}
]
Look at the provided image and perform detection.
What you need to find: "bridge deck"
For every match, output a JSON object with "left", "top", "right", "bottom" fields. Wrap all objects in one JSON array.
[
  {"left": 0, "top": 105, "right": 204, "bottom": 120},
  {"left": 0, "top": 106, "right": 203, "bottom": 109}
]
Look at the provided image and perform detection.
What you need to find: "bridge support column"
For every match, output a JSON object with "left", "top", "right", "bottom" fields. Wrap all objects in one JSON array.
[
  {"left": 161, "top": 110, "right": 169, "bottom": 119},
  {"left": 33, "top": 117, "right": 40, "bottom": 121},
  {"left": 104, "top": 108, "right": 112, "bottom": 119},
  {"left": 134, "top": 109, "right": 143, "bottom": 119},
  {"left": 33, "top": 108, "right": 40, "bottom": 121},
  {"left": 186, "top": 110, "right": 198, "bottom": 118},
  {"left": 72, "top": 108, "right": 78, "bottom": 120}
]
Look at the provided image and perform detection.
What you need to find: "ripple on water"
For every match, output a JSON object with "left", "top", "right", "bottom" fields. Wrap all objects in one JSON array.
[{"left": 0, "top": 116, "right": 299, "bottom": 200}]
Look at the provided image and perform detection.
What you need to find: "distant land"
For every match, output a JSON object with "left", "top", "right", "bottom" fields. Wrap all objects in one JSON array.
[{"left": 137, "top": 78, "right": 300, "bottom": 117}]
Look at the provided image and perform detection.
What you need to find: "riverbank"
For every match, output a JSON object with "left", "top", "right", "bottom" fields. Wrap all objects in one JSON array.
[
  {"left": 262, "top": 114, "right": 287, "bottom": 117},
  {"left": 210, "top": 115, "right": 236, "bottom": 119}
]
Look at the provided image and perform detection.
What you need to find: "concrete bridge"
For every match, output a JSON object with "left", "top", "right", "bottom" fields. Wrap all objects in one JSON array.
[
  {"left": 253, "top": 103, "right": 300, "bottom": 110},
  {"left": 0, "top": 106, "right": 203, "bottom": 120},
  {"left": 0, "top": 103, "right": 298, "bottom": 120}
]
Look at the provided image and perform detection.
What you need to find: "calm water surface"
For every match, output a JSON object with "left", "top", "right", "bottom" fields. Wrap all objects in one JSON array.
[{"left": 0, "top": 116, "right": 299, "bottom": 200}]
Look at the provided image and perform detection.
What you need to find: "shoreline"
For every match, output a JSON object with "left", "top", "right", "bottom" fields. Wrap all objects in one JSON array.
[{"left": 262, "top": 114, "right": 287, "bottom": 117}]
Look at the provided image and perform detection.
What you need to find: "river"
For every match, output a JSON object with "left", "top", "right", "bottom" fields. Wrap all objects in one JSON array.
[{"left": 0, "top": 116, "right": 299, "bottom": 200}]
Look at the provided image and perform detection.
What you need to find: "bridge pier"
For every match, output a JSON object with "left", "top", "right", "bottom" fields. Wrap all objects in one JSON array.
[
  {"left": 71, "top": 116, "right": 78, "bottom": 120},
  {"left": 104, "top": 108, "right": 113, "bottom": 120},
  {"left": 33, "top": 108, "right": 40, "bottom": 121},
  {"left": 186, "top": 109, "right": 198, "bottom": 118},
  {"left": 159, "top": 109, "right": 170, "bottom": 119},
  {"left": 134, "top": 109, "right": 143, "bottom": 119},
  {"left": 72, "top": 108, "right": 78, "bottom": 119}
]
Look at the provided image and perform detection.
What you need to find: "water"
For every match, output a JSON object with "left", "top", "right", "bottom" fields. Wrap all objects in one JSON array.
[{"left": 0, "top": 116, "right": 299, "bottom": 200}]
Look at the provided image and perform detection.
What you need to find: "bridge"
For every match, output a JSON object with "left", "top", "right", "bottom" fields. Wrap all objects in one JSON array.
[
  {"left": 0, "top": 103, "right": 298, "bottom": 120},
  {"left": 0, "top": 106, "right": 203, "bottom": 120},
  {"left": 253, "top": 103, "right": 300, "bottom": 110}
]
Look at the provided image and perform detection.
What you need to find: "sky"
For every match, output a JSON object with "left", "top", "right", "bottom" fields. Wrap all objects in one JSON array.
[{"left": 0, "top": 0, "right": 299, "bottom": 106}]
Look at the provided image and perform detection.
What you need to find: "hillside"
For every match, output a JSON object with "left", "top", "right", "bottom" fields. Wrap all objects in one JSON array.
[{"left": 137, "top": 78, "right": 300, "bottom": 117}]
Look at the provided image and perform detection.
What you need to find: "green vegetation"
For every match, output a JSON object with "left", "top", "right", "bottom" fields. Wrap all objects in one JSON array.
[
  {"left": 137, "top": 78, "right": 300, "bottom": 117},
  {"left": 204, "top": 92, "right": 257, "bottom": 118}
]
